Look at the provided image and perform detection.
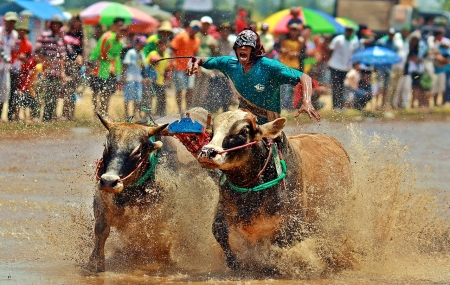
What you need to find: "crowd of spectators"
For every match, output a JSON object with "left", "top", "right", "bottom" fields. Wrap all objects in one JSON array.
[{"left": 1, "top": 6, "right": 449, "bottom": 123}]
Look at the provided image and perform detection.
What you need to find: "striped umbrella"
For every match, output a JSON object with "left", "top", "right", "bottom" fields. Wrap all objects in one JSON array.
[
  {"left": 336, "top": 17, "right": 360, "bottom": 31},
  {"left": 263, "top": 8, "right": 344, "bottom": 34}
]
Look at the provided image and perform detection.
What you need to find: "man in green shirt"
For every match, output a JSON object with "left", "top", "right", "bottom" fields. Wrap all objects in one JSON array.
[
  {"left": 186, "top": 29, "right": 320, "bottom": 123},
  {"left": 89, "top": 18, "right": 127, "bottom": 116}
]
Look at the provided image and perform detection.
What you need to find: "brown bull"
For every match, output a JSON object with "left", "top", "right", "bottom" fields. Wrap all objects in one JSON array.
[{"left": 197, "top": 109, "right": 352, "bottom": 273}]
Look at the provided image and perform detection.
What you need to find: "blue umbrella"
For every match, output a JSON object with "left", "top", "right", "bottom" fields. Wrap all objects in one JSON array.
[{"left": 352, "top": 46, "right": 402, "bottom": 65}]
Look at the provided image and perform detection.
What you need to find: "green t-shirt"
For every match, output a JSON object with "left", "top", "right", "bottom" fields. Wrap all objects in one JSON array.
[
  {"left": 202, "top": 56, "right": 303, "bottom": 122},
  {"left": 89, "top": 31, "right": 123, "bottom": 79}
]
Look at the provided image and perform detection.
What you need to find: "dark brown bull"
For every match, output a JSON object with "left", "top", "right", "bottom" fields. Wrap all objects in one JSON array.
[
  {"left": 87, "top": 114, "right": 168, "bottom": 272},
  {"left": 197, "top": 109, "right": 352, "bottom": 273}
]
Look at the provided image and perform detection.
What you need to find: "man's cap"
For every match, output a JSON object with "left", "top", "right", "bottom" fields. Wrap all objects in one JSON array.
[
  {"left": 157, "top": 20, "right": 173, "bottom": 33},
  {"left": 4, "top": 12, "right": 18, "bottom": 22},
  {"left": 50, "top": 14, "right": 64, "bottom": 23},
  {"left": 288, "top": 23, "right": 301, "bottom": 30},
  {"left": 261, "top": 23, "right": 269, "bottom": 30},
  {"left": 15, "top": 22, "right": 29, "bottom": 32},
  {"left": 200, "top": 16, "right": 213, "bottom": 24},
  {"left": 189, "top": 20, "right": 201, "bottom": 31},
  {"left": 361, "top": 28, "right": 376, "bottom": 36},
  {"left": 345, "top": 24, "right": 355, "bottom": 30},
  {"left": 388, "top": 27, "right": 396, "bottom": 34},
  {"left": 218, "top": 22, "right": 232, "bottom": 31},
  {"left": 401, "top": 24, "right": 411, "bottom": 31}
]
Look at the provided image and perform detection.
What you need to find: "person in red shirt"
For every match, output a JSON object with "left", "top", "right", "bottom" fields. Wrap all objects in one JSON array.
[
  {"left": 170, "top": 20, "right": 200, "bottom": 111},
  {"left": 9, "top": 21, "right": 33, "bottom": 121},
  {"left": 234, "top": 9, "right": 248, "bottom": 34}
]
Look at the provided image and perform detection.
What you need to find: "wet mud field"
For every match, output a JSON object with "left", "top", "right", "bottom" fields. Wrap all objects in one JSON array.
[{"left": 0, "top": 119, "right": 449, "bottom": 284}]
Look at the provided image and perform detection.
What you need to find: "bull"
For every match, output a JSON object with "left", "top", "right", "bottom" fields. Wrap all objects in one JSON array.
[
  {"left": 197, "top": 109, "right": 353, "bottom": 273},
  {"left": 88, "top": 108, "right": 209, "bottom": 273}
]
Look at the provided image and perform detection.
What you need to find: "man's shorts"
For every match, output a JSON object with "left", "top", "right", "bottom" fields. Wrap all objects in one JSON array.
[
  {"left": 376, "top": 70, "right": 391, "bottom": 90},
  {"left": 123, "top": 81, "right": 143, "bottom": 102},
  {"left": 89, "top": 75, "right": 117, "bottom": 95},
  {"left": 432, "top": 72, "right": 446, "bottom": 94},
  {"left": 173, "top": 70, "right": 189, "bottom": 91}
]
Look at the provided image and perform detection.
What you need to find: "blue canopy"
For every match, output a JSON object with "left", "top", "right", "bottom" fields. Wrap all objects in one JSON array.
[
  {"left": 352, "top": 46, "right": 402, "bottom": 66},
  {"left": 0, "top": 0, "right": 67, "bottom": 20}
]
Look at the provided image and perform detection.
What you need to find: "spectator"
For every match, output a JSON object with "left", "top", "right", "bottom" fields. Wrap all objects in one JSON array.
[
  {"left": 193, "top": 16, "right": 218, "bottom": 109},
  {"left": 122, "top": 36, "right": 146, "bottom": 119},
  {"left": 170, "top": 20, "right": 200, "bottom": 111},
  {"left": 86, "top": 24, "right": 103, "bottom": 57},
  {"left": 0, "top": 12, "right": 18, "bottom": 121},
  {"left": 15, "top": 47, "right": 44, "bottom": 123},
  {"left": 62, "top": 15, "right": 84, "bottom": 121},
  {"left": 428, "top": 28, "right": 449, "bottom": 107},
  {"left": 287, "top": 7, "right": 303, "bottom": 27},
  {"left": 35, "top": 15, "right": 66, "bottom": 122},
  {"left": 89, "top": 18, "right": 127, "bottom": 116},
  {"left": 258, "top": 23, "right": 275, "bottom": 58},
  {"left": 9, "top": 20, "right": 31, "bottom": 121},
  {"left": 235, "top": 9, "right": 248, "bottom": 34},
  {"left": 209, "top": 22, "right": 234, "bottom": 112},
  {"left": 299, "top": 25, "right": 313, "bottom": 72},
  {"left": 143, "top": 21, "right": 173, "bottom": 58},
  {"left": 387, "top": 25, "right": 410, "bottom": 110},
  {"left": 406, "top": 31, "right": 428, "bottom": 108},
  {"left": 328, "top": 25, "right": 359, "bottom": 110},
  {"left": 376, "top": 27, "right": 398, "bottom": 109},
  {"left": 146, "top": 38, "right": 171, "bottom": 117},
  {"left": 344, "top": 61, "right": 372, "bottom": 110},
  {"left": 171, "top": 10, "right": 182, "bottom": 30}
]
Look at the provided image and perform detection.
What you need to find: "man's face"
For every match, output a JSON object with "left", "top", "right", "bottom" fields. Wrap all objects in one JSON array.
[
  {"left": 4, "top": 20, "right": 16, "bottom": 31},
  {"left": 50, "top": 22, "right": 62, "bottom": 33},
  {"left": 201, "top": 22, "right": 210, "bottom": 33},
  {"left": 17, "top": 29, "right": 27, "bottom": 38},
  {"left": 189, "top": 28, "right": 199, "bottom": 37},
  {"left": 117, "top": 26, "right": 128, "bottom": 39},
  {"left": 159, "top": 31, "right": 172, "bottom": 39},
  {"left": 345, "top": 28, "right": 354, "bottom": 38},
  {"left": 401, "top": 30, "right": 410, "bottom": 39},
  {"left": 113, "top": 21, "right": 125, "bottom": 31},
  {"left": 220, "top": 28, "right": 231, "bottom": 39},
  {"left": 235, "top": 46, "right": 252, "bottom": 65}
]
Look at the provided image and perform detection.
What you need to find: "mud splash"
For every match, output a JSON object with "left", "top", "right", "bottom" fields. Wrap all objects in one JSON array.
[{"left": 0, "top": 122, "right": 449, "bottom": 284}]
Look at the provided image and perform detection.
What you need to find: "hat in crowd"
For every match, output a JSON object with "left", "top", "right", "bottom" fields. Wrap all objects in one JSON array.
[
  {"left": 134, "top": 35, "right": 147, "bottom": 45},
  {"left": 157, "top": 20, "right": 173, "bottom": 33},
  {"left": 361, "top": 28, "right": 376, "bottom": 36},
  {"left": 401, "top": 24, "right": 412, "bottom": 31},
  {"left": 344, "top": 24, "right": 355, "bottom": 30},
  {"left": 15, "top": 22, "right": 29, "bottom": 32},
  {"left": 288, "top": 23, "right": 301, "bottom": 30},
  {"left": 4, "top": 12, "right": 18, "bottom": 22},
  {"left": 218, "top": 22, "right": 232, "bottom": 31},
  {"left": 261, "top": 23, "right": 269, "bottom": 30},
  {"left": 388, "top": 27, "right": 396, "bottom": 34},
  {"left": 189, "top": 20, "right": 201, "bottom": 31},
  {"left": 200, "top": 16, "right": 213, "bottom": 24},
  {"left": 50, "top": 14, "right": 64, "bottom": 23}
]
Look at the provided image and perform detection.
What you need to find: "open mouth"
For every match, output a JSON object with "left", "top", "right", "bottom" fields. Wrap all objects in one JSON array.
[{"left": 238, "top": 52, "right": 249, "bottom": 61}]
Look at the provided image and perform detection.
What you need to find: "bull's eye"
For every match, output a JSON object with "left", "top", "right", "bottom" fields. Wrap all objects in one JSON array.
[
  {"left": 238, "top": 127, "right": 249, "bottom": 137},
  {"left": 130, "top": 144, "right": 142, "bottom": 158}
]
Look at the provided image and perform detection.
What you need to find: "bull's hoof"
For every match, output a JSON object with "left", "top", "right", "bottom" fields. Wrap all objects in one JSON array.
[
  {"left": 226, "top": 254, "right": 241, "bottom": 271},
  {"left": 87, "top": 256, "right": 105, "bottom": 273}
]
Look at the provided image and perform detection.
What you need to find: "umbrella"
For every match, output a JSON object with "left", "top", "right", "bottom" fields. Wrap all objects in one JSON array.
[
  {"left": 336, "top": 17, "right": 359, "bottom": 31},
  {"left": 80, "top": 1, "right": 158, "bottom": 27},
  {"left": 352, "top": 46, "right": 402, "bottom": 65},
  {"left": 124, "top": 1, "right": 172, "bottom": 21},
  {"left": 263, "top": 8, "right": 344, "bottom": 34}
]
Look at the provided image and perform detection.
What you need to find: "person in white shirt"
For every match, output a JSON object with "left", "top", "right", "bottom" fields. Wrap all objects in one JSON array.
[
  {"left": 0, "top": 12, "right": 18, "bottom": 120},
  {"left": 328, "top": 25, "right": 359, "bottom": 109}
]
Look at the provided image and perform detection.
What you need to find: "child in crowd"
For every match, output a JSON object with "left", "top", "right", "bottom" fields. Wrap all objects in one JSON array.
[
  {"left": 146, "top": 38, "right": 171, "bottom": 117},
  {"left": 122, "top": 36, "right": 147, "bottom": 119},
  {"left": 344, "top": 61, "right": 372, "bottom": 110}
]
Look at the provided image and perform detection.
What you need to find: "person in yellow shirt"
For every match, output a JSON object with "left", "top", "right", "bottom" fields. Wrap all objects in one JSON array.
[
  {"left": 146, "top": 38, "right": 171, "bottom": 116},
  {"left": 279, "top": 23, "right": 302, "bottom": 70}
]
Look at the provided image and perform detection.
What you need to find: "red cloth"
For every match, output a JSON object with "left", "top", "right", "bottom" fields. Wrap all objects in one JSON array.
[
  {"left": 18, "top": 57, "right": 37, "bottom": 93},
  {"left": 293, "top": 79, "right": 319, "bottom": 109},
  {"left": 235, "top": 17, "right": 247, "bottom": 34}
]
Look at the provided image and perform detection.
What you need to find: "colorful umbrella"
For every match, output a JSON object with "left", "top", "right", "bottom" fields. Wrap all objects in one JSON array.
[
  {"left": 336, "top": 17, "right": 359, "bottom": 31},
  {"left": 124, "top": 1, "right": 172, "bottom": 21},
  {"left": 352, "top": 46, "right": 402, "bottom": 65},
  {"left": 80, "top": 1, "right": 158, "bottom": 27},
  {"left": 263, "top": 8, "right": 343, "bottom": 34}
]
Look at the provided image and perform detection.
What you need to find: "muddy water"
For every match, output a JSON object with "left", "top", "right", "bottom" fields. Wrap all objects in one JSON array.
[{"left": 0, "top": 120, "right": 449, "bottom": 285}]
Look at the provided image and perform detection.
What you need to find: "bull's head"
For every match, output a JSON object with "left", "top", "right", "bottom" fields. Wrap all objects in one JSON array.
[
  {"left": 97, "top": 113, "right": 168, "bottom": 194},
  {"left": 197, "top": 109, "right": 286, "bottom": 171}
]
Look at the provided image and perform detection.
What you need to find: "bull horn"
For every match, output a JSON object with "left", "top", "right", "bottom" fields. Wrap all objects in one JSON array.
[
  {"left": 97, "top": 112, "right": 113, "bottom": 130},
  {"left": 147, "top": 123, "right": 169, "bottom": 137}
]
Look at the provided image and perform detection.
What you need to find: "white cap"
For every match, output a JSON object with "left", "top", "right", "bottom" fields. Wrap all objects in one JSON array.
[{"left": 200, "top": 16, "right": 213, "bottom": 24}]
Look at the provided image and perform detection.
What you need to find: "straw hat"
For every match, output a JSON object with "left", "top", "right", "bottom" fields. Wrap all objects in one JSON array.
[{"left": 157, "top": 21, "right": 173, "bottom": 33}]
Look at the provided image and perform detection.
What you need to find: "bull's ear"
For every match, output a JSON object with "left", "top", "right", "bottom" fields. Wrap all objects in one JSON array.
[
  {"left": 97, "top": 112, "right": 113, "bottom": 130},
  {"left": 147, "top": 123, "right": 169, "bottom": 137},
  {"left": 255, "top": 118, "right": 286, "bottom": 140}
]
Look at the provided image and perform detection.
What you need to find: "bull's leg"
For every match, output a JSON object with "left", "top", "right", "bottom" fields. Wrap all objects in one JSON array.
[
  {"left": 87, "top": 197, "right": 111, "bottom": 273},
  {"left": 212, "top": 205, "right": 240, "bottom": 270}
]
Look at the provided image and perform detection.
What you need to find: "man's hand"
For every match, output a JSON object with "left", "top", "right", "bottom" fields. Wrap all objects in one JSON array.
[
  {"left": 294, "top": 100, "right": 320, "bottom": 122},
  {"left": 186, "top": 57, "right": 199, "bottom": 76}
]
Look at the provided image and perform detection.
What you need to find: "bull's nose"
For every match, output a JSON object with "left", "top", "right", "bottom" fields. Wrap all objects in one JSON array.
[
  {"left": 99, "top": 174, "right": 123, "bottom": 193},
  {"left": 199, "top": 146, "right": 218, "bottom": 159}
]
